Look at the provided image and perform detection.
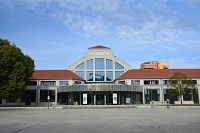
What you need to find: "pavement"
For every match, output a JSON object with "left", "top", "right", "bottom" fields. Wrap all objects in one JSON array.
[{"left": 0, "top": 107, "right": 200, "bottom": 133}]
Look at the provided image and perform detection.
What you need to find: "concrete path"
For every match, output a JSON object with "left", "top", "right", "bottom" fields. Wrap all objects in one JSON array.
[{"left": 0, "top": 107, "right": 200, "bottom": 133}]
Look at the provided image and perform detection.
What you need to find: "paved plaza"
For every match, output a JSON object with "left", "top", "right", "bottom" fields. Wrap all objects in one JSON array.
[{"left": 0, "top": 107, "right": 200, "bottom": 133}]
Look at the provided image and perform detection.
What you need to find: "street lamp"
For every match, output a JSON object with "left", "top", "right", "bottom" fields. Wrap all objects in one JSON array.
[
  {"left": 151, "top": 90, "right": 153, "bottom": 108},
  {"left": 48, "top": 91, "right": 50, "bottom": 109}
]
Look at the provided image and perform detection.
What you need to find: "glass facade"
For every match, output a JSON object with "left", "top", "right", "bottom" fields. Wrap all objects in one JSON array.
[
  {"left": 115, "top": 62, "right": 124, "bottom": 69},
  {"left": 40, "top": 90, "right": 55, "bottom": 102},
  {"left": 144, "top": 89, "right": 160, "bottom": 104},
  {"left": 95, "top": 58, "right": 104, "bottom": 70},
  {"left": 73, "top": 58, "right": 126, "bottom": 82},
  {"left": 57, "top": 90, "right": 143, "bottom": 105},
  {"left": 163, "top": 89, "right": 178, "bottom": 104},
  {"left": 87, "top": 59, "right": 93, "bottom": 70},
  {"left": 106, "top": 59, "right": 113, "bottom": 69},
  {"left": 106, "top": 71, "right": 113, "bottom": 81},
  {"left": 20, "top": 90, "right": 36, "bottom": 103},
  {"left": 115, "top": 71, "right": 124, "bottom": 78},
  {"left": 95, "top": 71, "right": 104, "bottom": 81},
  {"left": 87, "top": 71, "right": 93, "bottom": 81},
  {"left": 75, "top": 71, "right": 84, "bottom": 79},
  {"left": 75, "top": 62, "right": 84, "bottom": 70}
]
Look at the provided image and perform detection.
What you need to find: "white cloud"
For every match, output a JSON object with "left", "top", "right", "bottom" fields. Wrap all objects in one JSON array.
[
  {"left": 1, "top": 0, "right": 200, "bottom": 50},
  {"left": 167, "top": 57, "right": 200, "bottom": 68}
]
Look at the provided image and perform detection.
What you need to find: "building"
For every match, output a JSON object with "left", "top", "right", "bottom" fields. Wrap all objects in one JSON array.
[
  {"left": 140, "top": 61, "right": 168, "bottom": 69},
  {"left": 1, "top": 45, "right": 200, "bottom": 106}
]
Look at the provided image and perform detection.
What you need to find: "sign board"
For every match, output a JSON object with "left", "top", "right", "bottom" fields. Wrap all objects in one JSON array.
[
  {"left": 113, "top": 93, "right": 117, "bottom": 104},
  {"left": 126, "top": 98, "right": 130, "bottom": 104},
  {"left": 83, "top": 94, "right": 87, "bottom": 104},
  {"left": 88, "top": 85, "right": 112, "bottom": 91}
]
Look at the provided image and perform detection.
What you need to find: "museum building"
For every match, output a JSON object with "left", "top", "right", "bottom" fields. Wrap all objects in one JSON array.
[{"left": 1, "top": 45, "right": 200, "bottom": 105}]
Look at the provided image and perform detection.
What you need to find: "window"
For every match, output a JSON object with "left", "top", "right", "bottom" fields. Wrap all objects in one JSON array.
[
  {"left": 20, "top": 90, "right": 36, "bottom": 102},
  {"left": 144, "top": 89, "right": 148, "bottom": 94},
  {"left": 6, "top": 99, "right": 17, "bottom": 102},
  {"left": 119, "top": 81, "right": 125, "bottom": 84},
  {"left": 95, "top": 71, "right": 104, "bottom": 81},
  {"left": 192, "top": 80, "right": 197, "bottom": 84},
  {"left": 115, "top": 62, "right": 124, "bottom": 69},
  {"left": 29, "top": 81, "right": 37, "bottom": 85},
  {"left": 163, "top": 80, "right": 168, "bottom": 85},
  {"left": 41, "top": 81, "right": 56, "bottom": 86},
  {"left": 115, "top": 71, "right": 124, "bottom": 78},
  {"left": 144, "top": 80, "right": 159, "bottom": 85},
  {"left": 59, "top": 81, "right": 69, "bottom": 85},
  {"left": 87, "top": 59, "right": 93, "bottom": 70},
  {"left": 144, "top": 89, "right": 160, "bottom": 102},
  {"left": 40, "top": 90, "right": 55, "bottom": 102},
  {"left": 75, "top": 81, "right": 81, "bottom": 84},
  {"left": 106, "top": 71, "right": 113, "bottom": 81},
  {"left": 163, "top": 89, "right": 167, "bottom": 94},
  {"left": 87, "top": 71, "right": 93, "bottom": 81},
  {"left": 131, "top": 80, "right": 140, "bottom": 85},
  {"left": 106, "top": 59, "right": 113, "bottom": 69},
  {"left": 95, "top": 58, "right": 104, "bottom": 70},
  {"left": 75, "top": 62, "right": 84, "bottom": 70},
  {"left": 75, "top": 71, "right": 84, "bottom": 79}
]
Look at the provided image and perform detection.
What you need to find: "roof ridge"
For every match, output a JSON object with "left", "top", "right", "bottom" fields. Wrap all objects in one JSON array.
[{"left": 89, "top": 45, "right": 110, "bottom": 49}]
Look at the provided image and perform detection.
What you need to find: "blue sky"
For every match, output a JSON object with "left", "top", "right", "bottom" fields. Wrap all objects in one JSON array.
[{"left": 0, "top": 0, "right": 200, "bottom": 70}]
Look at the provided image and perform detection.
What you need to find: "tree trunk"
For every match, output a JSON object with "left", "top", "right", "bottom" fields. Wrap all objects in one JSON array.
[{"left": 180, "top": 95, "right": 183, "bottom": 104}]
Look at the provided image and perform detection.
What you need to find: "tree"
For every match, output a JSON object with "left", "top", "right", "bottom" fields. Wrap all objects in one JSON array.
[
  {"left": 167, "top": 72, "right": 196, "bottom": 104},
  {"left": 0, "top": 38, "right": 35, "bottom": 100}
]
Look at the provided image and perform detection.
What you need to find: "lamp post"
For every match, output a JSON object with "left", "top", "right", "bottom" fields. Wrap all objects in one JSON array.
[
  {"left": 48, "top": 91, "right": 50, "bottom": 109},
  {"left": 151, "top": 90, "right": 153, "bottom": 108}
]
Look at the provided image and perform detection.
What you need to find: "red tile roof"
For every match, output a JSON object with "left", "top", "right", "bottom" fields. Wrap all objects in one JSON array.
[
  {"left": 89, "top": 45, "right": 110, "bottom": 49},
  {"left": 31, "top": 70, "right": 84, "bottom": 80},
  {"left": 116, "top": 69, "right": 200, "bottom": 80}
]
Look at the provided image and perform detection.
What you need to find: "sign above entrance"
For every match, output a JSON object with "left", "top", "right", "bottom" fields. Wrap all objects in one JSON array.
[{"left": 88, "top": 85, "right": 112, "bottom": 91}]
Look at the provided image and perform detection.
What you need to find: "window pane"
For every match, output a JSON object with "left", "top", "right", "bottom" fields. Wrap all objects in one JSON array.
[
  {"left": 75, "top": 71, "right": 84, "bottom": 79},
  {"left": 87, "top": 71, "right": 93, "bottom": 81},
  {"left": 115, "top": 62, "right": 124, "bottom": 69},
  {"left": 95, "top": 58, "right": 104, "bottom": 70},
  {"left": 144, "top": 80, "right": 159, "bottom": 85},
  {"left": 59, "top": 81, "right": 69, "bottom": 85},
  {"left": 163, "top": 89, "right": 166, "bottom": 94},
  {"left": 87, "top": 59, "right": 93, "bottom": 70},
  {"left": 115, "top": 71, "right": 124, "bottom": 78},
  {"left": 106, "top": 59, "right": 113, "bottom": 69},
  {"left": 95, "top": 71, "right": 104, "bottom": 81},
  {"left": 29, "top": 81, "right": 37, "bottom": 85},
  {"left": 131, "top": 80, "right": 140, "bottom": 85},
  {"left": 75, "top": 62, "right": 85, "bottom": 70},
  {"left": 106, "top": 71, "right": 113, "bottom": 81},
  {"left": 41, "top": 81, "right": 56, "bottom": 86}
]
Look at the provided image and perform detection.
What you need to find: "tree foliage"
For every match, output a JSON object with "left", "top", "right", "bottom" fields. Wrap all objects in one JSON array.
[
  {"left": 167, "top": 72, "right": 196, "bottom": 104},
  {"left": 0, "top": 38, "right": 35, "bottom": 100}
]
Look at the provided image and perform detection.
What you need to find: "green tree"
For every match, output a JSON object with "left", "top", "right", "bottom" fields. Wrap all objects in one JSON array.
[
  {"left": 167, "top": 72, "right": 196, "bottom": 104},
  {"left": 0, "top": 38, "right": 35, "bottom": 100}
]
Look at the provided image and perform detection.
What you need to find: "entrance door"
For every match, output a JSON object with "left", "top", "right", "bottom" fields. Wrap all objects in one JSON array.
[{"left": 96, "top": 94, "right": 104, "bottom": 105}]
